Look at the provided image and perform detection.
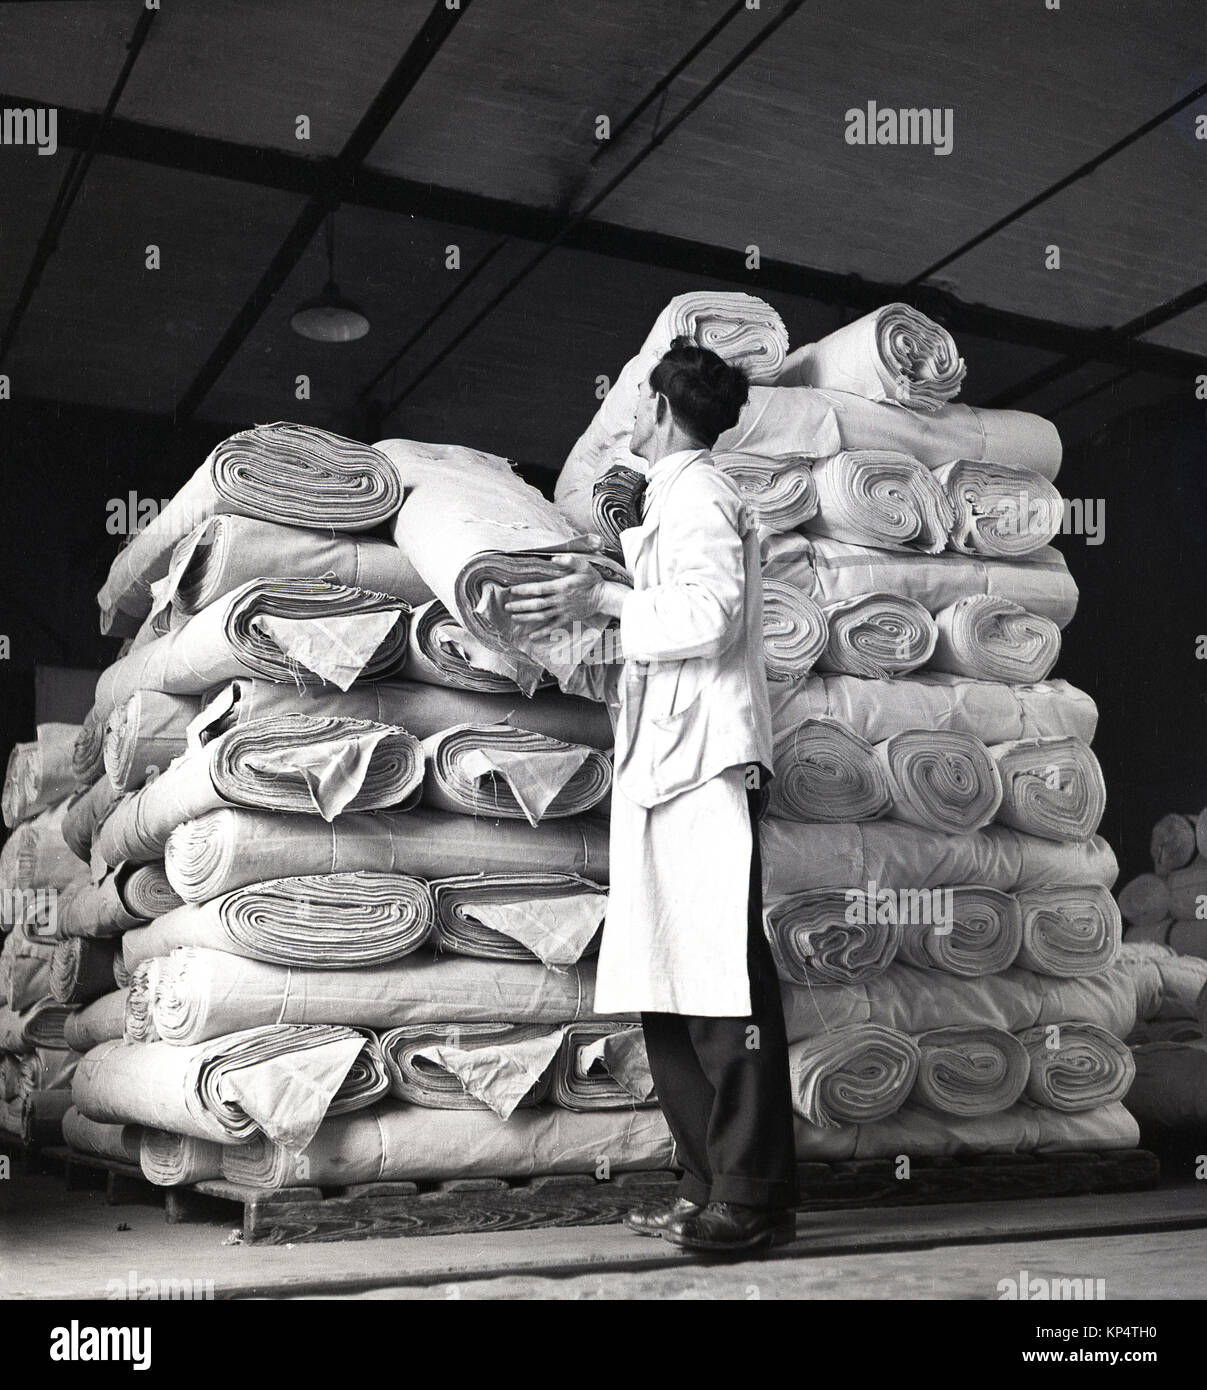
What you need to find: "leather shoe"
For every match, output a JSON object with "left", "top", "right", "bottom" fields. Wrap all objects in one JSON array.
[
  {"left": 624, "top": 1196, "right": 704, "bottom": 1239},
  {"left": 663, "top": 1201, "right": 797, "bottom": 1256}
]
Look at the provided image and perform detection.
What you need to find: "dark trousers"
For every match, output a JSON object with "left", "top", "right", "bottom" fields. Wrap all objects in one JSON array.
[{"left": 640, "top": 784, "right": 799, "bottom": 1211}]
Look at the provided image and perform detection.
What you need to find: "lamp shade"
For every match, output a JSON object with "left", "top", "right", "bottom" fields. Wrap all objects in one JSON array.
[{"left": 290, "top": 280, "right": 371, "bottom": 342}]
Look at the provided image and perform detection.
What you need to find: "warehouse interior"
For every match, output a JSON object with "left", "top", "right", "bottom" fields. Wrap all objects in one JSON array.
[{"left": 1, "top": 0, "right": 1206, "bottom": 1307}]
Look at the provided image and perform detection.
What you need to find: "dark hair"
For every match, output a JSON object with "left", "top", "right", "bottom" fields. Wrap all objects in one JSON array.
[{"left": 648, "top": 336, "right": 749, "bottom": 447}]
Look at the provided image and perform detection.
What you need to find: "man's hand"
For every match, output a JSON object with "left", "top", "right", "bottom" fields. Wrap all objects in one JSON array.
[{"left": 504, "top": 550, "right": 626, "bottom": 640}]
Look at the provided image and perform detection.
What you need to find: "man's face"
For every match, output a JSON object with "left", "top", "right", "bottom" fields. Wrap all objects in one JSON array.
[{"left": 630, "top": 382, "right": 660, "bottom": 461}]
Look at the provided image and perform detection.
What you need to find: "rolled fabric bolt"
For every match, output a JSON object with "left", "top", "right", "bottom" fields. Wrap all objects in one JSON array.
[
  {"left": 403, "top": 598, "right": 534, "bottom": 694},
  {"left": 72, "top": 709, "right": 106, "bottom": 789},
  {"left": 767, "top": 671, "right": 1098, "bottom": 746},
  {"left": 93, "top": 577, "right": 410, "bottom": 728},
  {"left": 1016, "top": 885, "right": 1121, "bottom": 978},
  {"left": 420, "top": 724, "right": 611, "bottom": 825},
  {"left": 761, "top": 580, "right": 828, "bottom": 681},
  {"left": 912, "top": 1026, "right": 1031, "bottom": 1117},
  {"left": 765, "top": 887, "right": 901, "bottom": 986},
  {"left": 113, "top": 952, "right": 130, "bottom": 988},
  {"left": 430, "top": 873, "right": 606, "bottom": 966},
  {"left": 120, "top": 872, "right": 433, "bottom": 971},
  {"left": 160, "top": 513, "right": 432, "bottom": 621},
  {"left": 165, "top": 805, "right": 610, "bottom": 903},
  {"left": 62, "top": 776, "right": 120, "bottom": 862},
  {"left": 768, "top": 718, "right": 891, "bottom": 822},
  {"left": 762, "top": 533, "right": 1079, "bottom": 629},
  {"left": 930, "top": 595, "right": 1061, "bottom": 683},
  {"left": 548, "top": 1022, "right": 656, "bottom": 1111},
  {"left": 1117, "top": 873, "right": 1171, "bottom": 928},
  {"left": 2, "top": 723, "right": 80, "bottom": 829},
  {"left": 1151, "top": 813, "right": 1198, "bottom": 877},
  {"left": 121, "top": 863, "right": 183, "bottom": 919},
  {"left": 896, "top": 886, "right": 1023, "bottom": 977},
  {"left": 808, "top": 450, "right": 954, "bottom": 553},
  {"left": 72, "top": 1025, "right": 368, "bottom": 1149},
  {"left": 713, "top": 452, "right": 819, "bottom": 532},
  {"left": 62, "top": 990, "right": 129, "bottom": 1051},
  {"left": 222, "top": 1102, "right": 675, "bottom": 1188},
  {"left": 150, "top": 946, "right": 620, "bottom": 1047},
  {"left": 329, "top": 1029, "right": 391, "bottom": 1116},
  {"left": 990, "top": 737, "right": 1106, "bottom": 843},
  {"left": 94, "top": 714, "right": 425, "bottom": 866},
  {"left": 591, "top": 465, "right": 646, "bottom": 554},
  {"left": 555, "top": 291, "right": 789, "bottom": 529},
  {"left": 383, "top": 438, "right": 630, "bottom": 696},
  {"left": 776, "top": 304, "right": 966, "bottom": 412},
  {"left": 873, "top": 729, "right": 1003, "bottom": 834},
  {"left": 124, "top": 959, "right": 163, "bottom": 1043},
  {"left": 379, "top": 1022, "right": 562, "bottom": 1118},
  {"left": 4, "top": 800, "right": 88, "bottom": 891},
  {"left": 1019, "top": 1021, "right": 1135, "bottom": 1112},
  {"left": 50, "top": 938, "right": 118, "bottom": 1005},
  {"left": 138, "top": 1129, "right": 224, "bottom": 1186},
  {"left": 935, "top": 460, "right": 1062, "bottom": 558},
  {"left": 788, "top": 1023, "right": 921, "bottom": 1127},
  {"left": 57, "top": 862, "right": 184, "bottom": 938},
  {"left": 97, "top": 422, "right": 404, "bottom": 636},
  {"left": 104, "top": 690, "right": 204, "bottom": 794},
  {"left": 760, "top": 820, "right": 1118, "bottom": 899},
  {"left": 62, "top": 1106, "right": 143, "bottom": 1165},
  {"left": 816, "top": 593, "right": 937, "bottom": 679}
]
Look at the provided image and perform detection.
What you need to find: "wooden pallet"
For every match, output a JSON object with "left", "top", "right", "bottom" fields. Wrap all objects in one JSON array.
[{"left": 45, "top": 1146, "right": 1160, "bottom": 1246}]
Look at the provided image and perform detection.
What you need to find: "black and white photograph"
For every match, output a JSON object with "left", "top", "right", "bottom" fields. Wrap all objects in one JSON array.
[{"left": 0, "top": 0, "right": 1203, "bottom": 1336}]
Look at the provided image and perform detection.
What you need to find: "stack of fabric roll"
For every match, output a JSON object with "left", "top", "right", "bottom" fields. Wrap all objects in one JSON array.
[
  {"left": 1110, "top": 806, "right": 1207, "bottom": 1146},
  {"left": 0, "top": 723, "right": 88, "bottom": 1144},
  {"left": 1117, "top": 807, "right": 1207, "bottom": 954},
  {"left": 557, "top": 292, "right": 1141, "bottom": 1162},
  {"left": 61, "top": 422, "right": 673, "bottom": 1188}
]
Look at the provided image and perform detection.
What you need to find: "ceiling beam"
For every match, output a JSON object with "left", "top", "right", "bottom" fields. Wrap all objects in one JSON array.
[
  {"left": 4, "top": 90, "right": 1202, "bottom": 389},
  {"left": 173, "top": 0, "right": 476, "bottom": 421},
  {"left": 0, "top": 3, "right": 156, "bottom": 366}
]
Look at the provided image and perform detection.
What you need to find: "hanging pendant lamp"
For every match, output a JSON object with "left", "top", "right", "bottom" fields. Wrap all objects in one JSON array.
[{"left": 290, "top": 212, "right": 371, "bottom": 342}]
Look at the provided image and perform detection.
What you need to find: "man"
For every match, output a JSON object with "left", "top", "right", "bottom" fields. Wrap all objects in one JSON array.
[{"left": 504, "top": 338, "right": 798, "bottom": 1256}]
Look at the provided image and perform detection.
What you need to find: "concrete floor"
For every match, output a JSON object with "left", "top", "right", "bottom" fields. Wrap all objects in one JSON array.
[{"left": 4, "top": 1166, "right": 1207, "bottom": 1299}]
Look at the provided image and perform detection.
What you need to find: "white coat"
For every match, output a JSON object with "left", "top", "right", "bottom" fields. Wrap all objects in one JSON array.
[{"left": 562, "top": 449, "right": 774, "bottom": 1015}]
